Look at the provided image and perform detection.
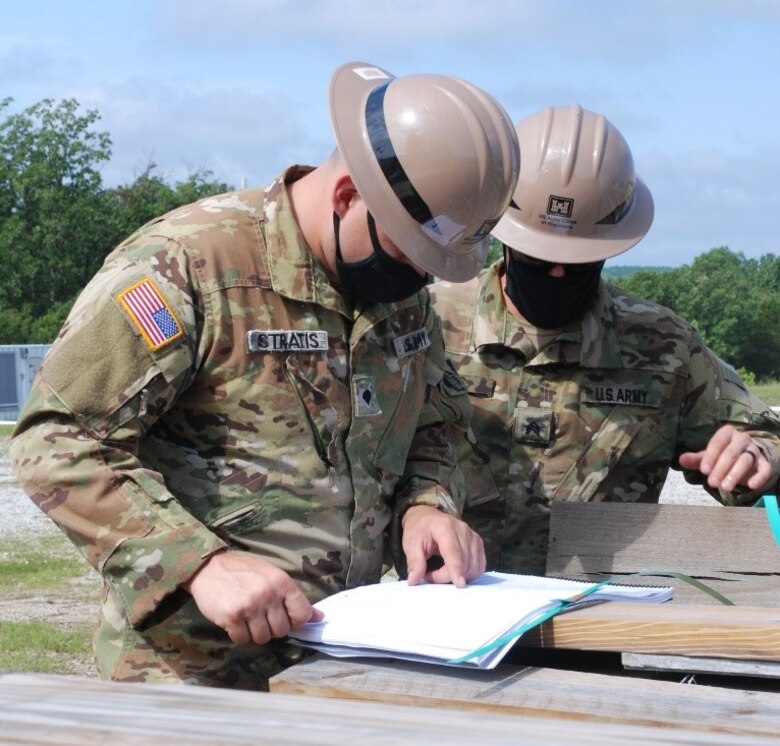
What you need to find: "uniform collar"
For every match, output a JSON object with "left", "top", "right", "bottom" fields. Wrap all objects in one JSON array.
[
  {"left": 262, "top": 166, "right": 352, "bottom": 316},
  {"left": 579, "top": 280, "right": 622, "bottom": 368},
  {"left": 470, "top": 262, "right": 622, "bottom": 368},
  {"left": 471, "top": 262, "right": 514, "bottom": 348},
  {"left": 262, "top": 166, "right": 427, "bottom": 325}
]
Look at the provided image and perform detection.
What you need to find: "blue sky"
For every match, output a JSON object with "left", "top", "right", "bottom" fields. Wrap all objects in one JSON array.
[{"left": 2, "top": 0, "right": 779, "bottom": 267}]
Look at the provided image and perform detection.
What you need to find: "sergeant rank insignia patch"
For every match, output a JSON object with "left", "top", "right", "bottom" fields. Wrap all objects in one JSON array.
[{"left": 118, "top": 278, "right": 183, "bottom": 351}]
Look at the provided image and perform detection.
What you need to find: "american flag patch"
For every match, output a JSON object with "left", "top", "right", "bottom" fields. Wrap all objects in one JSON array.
[{"left": 118, "top": 278, "right": 183, "bottom": 351}]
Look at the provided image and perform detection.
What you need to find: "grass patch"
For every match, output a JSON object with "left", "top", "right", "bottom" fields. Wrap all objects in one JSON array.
[
  {"left": 0, "top": 423, "right": 13, "bottom": 437},
  {"left": 0, "top": 533, "right": 92, "bottom": 592},
  {"left": 0, "top": 532, "right": 99, "bottom": 675},
  {"left": 0, "top": 621, "right": 92, "bottom": 674},
  {"left": 754, "top": 381, "right": 780, "bottom": 407}
]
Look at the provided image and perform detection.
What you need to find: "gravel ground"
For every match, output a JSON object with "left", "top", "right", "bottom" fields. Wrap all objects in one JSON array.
[{"left": 0, "top": 439, "right": 61, "bottom": 540}]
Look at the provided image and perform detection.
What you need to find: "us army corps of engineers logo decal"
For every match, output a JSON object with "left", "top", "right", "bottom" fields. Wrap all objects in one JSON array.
[
  {"left": 539, "top": 194, "right": 576, "bottom": 230},
  {"left": 547, "top": 195, "right": 574, "bottom": 217}
]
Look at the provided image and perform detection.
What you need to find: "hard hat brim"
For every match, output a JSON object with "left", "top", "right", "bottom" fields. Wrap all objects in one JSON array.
[
  {"left": 491, "top": 177, "right": 654, "bottom": 263},
  {"left": 329, "top": 61, "right": 487, "bottom": 282}
]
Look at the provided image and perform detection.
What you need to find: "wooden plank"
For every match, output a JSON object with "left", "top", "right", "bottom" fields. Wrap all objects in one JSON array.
[
  {"left": 519, "top": 602, "right": 780, "bottom": 660},
  {"left": 270, "top": 654, "right": 780, "bottom": 739},
  {"left": 5, "top": 671, "right": 776, "bottom": 746},
  {"left": 623, "top": 652, "right": 780, "bottom": 679},
  {"left": 546, "top": 503, "right": 780, "bottom": 606}
]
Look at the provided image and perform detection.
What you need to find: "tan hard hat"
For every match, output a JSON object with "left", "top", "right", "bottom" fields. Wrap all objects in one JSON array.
[
  {"left": 329, "top": 61, "right": 519, "bottom": 282},
  {"left": 492, "top": 104, "right": 654, "bottom": 263}
]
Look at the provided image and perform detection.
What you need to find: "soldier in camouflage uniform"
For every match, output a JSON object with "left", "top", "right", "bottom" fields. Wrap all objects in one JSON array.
[
  {"left": 10, "top": 62, "right": 519, "bottom": 688},
  {"left": 431, "top": 105, "right": 780, "bottom": 575}
]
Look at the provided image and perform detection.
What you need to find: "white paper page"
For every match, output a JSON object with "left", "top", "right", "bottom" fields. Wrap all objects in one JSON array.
[
  {"left": 292, "top": 637, "right": 518, "bottom": 669},
  {"left": 292, "top": 575, "right": 555, "bottom": 658},
  {"left": 501, "top": 573, "right": 673, "bottom": 602},
  {"left": 289, "top": 572, "right": 672, "bottom": 667}
]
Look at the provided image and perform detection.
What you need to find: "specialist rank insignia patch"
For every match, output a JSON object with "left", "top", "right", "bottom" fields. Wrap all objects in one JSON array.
[
  {"left": 352, "top": 374, "right": 382, "bottom": 417},
  {"left": 392, "top": 328, "right": 431, "bottom": 359},
  {"left": 118, "top": 278, "right": 183, "bottom": 351},
  {"left": 247, "top": 329, "right": 329, "bottom": 353}
]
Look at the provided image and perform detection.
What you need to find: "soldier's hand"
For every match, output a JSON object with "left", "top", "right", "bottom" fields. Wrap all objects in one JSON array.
[
  {"left": 401, "top": 505, "right": 486, "bottom": 588},
  {"left": 678, "top": 425, "right": 772, "bottom": 493},
  {"left": 183, "top": 551, "right": 323, "bottom": 645}
]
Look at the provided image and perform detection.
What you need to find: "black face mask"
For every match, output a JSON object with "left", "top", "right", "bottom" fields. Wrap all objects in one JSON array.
[
  {"left": 334, "top": 211, "right": 428, "bottom": 303},
  {"left": 504, "top": 248, "right": 604, "bottom": 329}
]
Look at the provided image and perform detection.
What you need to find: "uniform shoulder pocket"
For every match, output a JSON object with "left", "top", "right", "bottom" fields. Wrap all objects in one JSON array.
[
  {"left": 714, "top": 360, "right": 752, "bottom": 424},
  {"left": 42, "top": 290, "right": 191, "bottom": 438}
]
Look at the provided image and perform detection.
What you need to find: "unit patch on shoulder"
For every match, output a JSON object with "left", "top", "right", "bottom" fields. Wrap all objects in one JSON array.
[
  {"left": 117, "top": 278, "right": 183, "bottom": 351},
  {"left": 441, "top": 360, "right": 468, "bottom": 396}
]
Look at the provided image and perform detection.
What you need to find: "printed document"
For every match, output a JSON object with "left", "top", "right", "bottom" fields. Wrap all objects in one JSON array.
[{"left": 288, "top": 572, "right": 672, "bottom": 669}]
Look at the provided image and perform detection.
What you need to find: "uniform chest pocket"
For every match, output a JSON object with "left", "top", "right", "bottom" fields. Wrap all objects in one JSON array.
[
  {"left": 577, "top": 373, "right": 677, "bottom": 466},
  {"left": 282, "top": 354, "right": 351, "bottom": 472},
  {"left": 553, "top": 407, "right": 642, "bottom": 501},
  {"left": 370, "top": 355, "right": 429, "bottom": 480},
  {"left": 513, "top": 407, "right": 554, "bottom": 446}
]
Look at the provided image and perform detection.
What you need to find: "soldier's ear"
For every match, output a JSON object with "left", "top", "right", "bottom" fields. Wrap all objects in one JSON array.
[{"left": 332, "top": 174, "right": 359, "bottom": 220}]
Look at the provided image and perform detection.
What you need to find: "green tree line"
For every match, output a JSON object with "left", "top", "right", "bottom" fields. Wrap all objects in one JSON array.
[
  {"left": 0, "top": 97, "right": 232, "bottom": 343},
  {"left": 611, "top": 249, "right": 780, "bottom": 382},
  {"left": 486, "top": 238, "right": 780, "bottom": 380},
  {"left": 1, "top": 98, "right": 779, "bottom": 380}
]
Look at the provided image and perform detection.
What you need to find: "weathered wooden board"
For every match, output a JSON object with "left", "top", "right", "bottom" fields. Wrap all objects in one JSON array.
[
  {"left": 520, "top": 602, "right": 780, "bottom": 660},
  {"left": 270, "top": 654, "right": 780, "bottom": 739},
  {"left": 546, "top": 503, "right": 780, "bottom": 606},
  {"left": 6, "top": 671, "right": 778, "bottom": 745},
  {"left": 623, "top": 652, "right": 780, "bottom": 678}
]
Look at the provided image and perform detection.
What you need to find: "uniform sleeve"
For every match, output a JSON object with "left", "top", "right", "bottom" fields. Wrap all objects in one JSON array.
[
  {"left": 392, "top": 306, "right": 469, "bottom": 518},
  {"left": 10, "top": 238, "right": 227, "bottom": 628},
  {"left": 387, "top": 312, "right": 472, "bottom": 578},
  {"left": 676, "top": 331, "right": 780, "bottom": 505}
]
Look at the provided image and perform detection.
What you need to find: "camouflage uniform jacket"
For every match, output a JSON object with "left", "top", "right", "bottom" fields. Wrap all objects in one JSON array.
[
  {"left": 11, "top": 167, "right": 466, "bottom": 631},
  {"left": 430, "top": 261, "right": 780, "bottom": 574}
]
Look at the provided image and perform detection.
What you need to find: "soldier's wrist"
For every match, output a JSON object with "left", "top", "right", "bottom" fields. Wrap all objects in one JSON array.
[{"left": 398, "top": 488, "right": 460, "bottom": 519}]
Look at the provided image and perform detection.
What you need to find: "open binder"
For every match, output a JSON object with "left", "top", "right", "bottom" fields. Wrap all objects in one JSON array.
[{"left": 289, "top": 572, "right": 673, "bottom": 669}]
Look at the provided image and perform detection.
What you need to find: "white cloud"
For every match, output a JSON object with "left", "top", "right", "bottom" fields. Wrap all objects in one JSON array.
[
  {"left": 624, "top": 145, "right": 780, "bottom": 265},
  {"left": 89, "top": 77, "right": 332, "bottom": 188},
  {"left": 0, "top": 37, "right": 80, "bottom": 91},
  {"left": 2, "top": 0, "right": 779, "bottom": 266}
]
